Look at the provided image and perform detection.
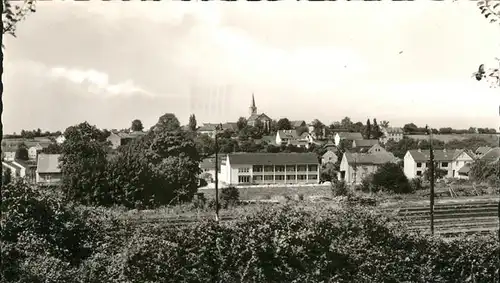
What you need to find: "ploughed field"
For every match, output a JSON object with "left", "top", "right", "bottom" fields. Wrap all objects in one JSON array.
[{"left": 123, "top": 197, "right": 499, "bottom": 238}]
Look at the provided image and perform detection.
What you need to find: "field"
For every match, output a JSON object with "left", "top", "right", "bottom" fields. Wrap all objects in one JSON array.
[
  {"left": 407, "top": 133, "right": 499, "bottom": 145},
  {"left": 199, "top": 183, "right": 332, "bottom": 200}
]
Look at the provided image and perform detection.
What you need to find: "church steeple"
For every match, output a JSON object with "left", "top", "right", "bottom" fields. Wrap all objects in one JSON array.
[{"left": 249, "top": 93, "right": 257, "bottom": 116}]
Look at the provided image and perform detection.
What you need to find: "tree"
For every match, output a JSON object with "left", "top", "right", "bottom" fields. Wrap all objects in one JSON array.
[
  {"left": 15, "top": 143, "right": 28, "bottom": 160},
  {"left": 236, "top": 117, "right": 248, "bottom": 131},
  {"left": 41, "top": 143, "right": 62, "bottom": 154},
  {"left": 276, "top": 118, "right": 292, "bottom": 130},
  {"left": 194, "top": 134, "right": 215, "bottom": 158},
  {"left": 371, "top": 162, "right": 411, "bottom": 194},
  {"left": 380, "top": 120, "right": 390, "bottom": 128},
  {"left": 152, "top": 113, "right": 180, "bottom": 133},
  {"left": 371, "top": 118, "right": 383, "bottom": 139},
  {"left": 403, "top": 123, "right": 419, "bottom": 134},
  {"left": 320, "top": 163, "right": 337, "bottom": 183},
  {"left": 311, "top": 119, "right": 325, "bottom": 139},
  {"left": 365, "top": 119, "right": 372, "bottom": 139},
  {"left": 423, "top": 166, "right": 447, "bottom": 181},
  {"left": 340, "top": 117, "right": 353, "bottom": 130},
  {"left": 59, "top": 122, "right": 110, "bottom": 206},
  {"left": 2, "top": 167, "right": 12, "bottom": 185},
  {"left": 2, "top": 0, "right": 36, "bottom": 38},
  {"left": 188, "top": 114, "right": 197, "bottom": 131},
  {"left": 131, "top": 119, "right": 144, "bottom": 132}
]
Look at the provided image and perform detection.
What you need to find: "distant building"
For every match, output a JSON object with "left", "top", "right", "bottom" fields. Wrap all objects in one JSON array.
[
  {"left": 339, "top": 151, "right": 398, "bottom": 185},
  {"left": 352, "top": 139, "right": 380, "bottom": 152},
  {"left": 36, "top": 154, "right": 62, "bottom": 185},
  {"left": 219, "top": 152, "right": 320, "bottom": 186},
  {"left": 322, "top": 150, "right": 338, "bottom": 165},
  {"left": 403, "top": 149, "right": 474, "bottom": 180},
  {"left": 107, "top": 131, "right": 146, "bottom": 149},
  {"left": 380, "top": 127, "right": 403, "bottom": 144},
  {"left": 334, "top": 132, "right": 363, "bottom": 146},
  {"left": 290, "top": 120, "right": 306, "bottom": 129},
  {"left": 247, "top": 93, "right": 272, "bottom": 130}
]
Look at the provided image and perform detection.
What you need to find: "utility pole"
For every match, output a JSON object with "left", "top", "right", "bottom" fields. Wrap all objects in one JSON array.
[
  {"left": 214, "top": 123, "right": 222, "bottom": 223},
  {"left": 427, "top": 125, "right": 435, "bottom": 235}
]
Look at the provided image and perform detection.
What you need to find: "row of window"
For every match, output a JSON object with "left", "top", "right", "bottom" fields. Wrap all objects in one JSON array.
[
  {"left": 238, "top": 174, "right": 318, "bottom": 183},
  {"left": 417, "top": 162, "right": 451, "bottom": 168},
  {"left": 241, "top": 165, "right": 318, "bottom": 173}
]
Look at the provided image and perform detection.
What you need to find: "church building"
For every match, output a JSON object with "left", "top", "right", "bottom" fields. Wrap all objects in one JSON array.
[{"left": 247, "top": 93, "right": 272, "bottom": 130}]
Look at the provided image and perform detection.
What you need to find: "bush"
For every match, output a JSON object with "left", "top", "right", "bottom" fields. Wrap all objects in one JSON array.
[
  {"left": 220, "top": 186, "right": 240, "bottom": 208},
  {"left": 331, "top": 180, "right": 350, "bottom": 197},
  {"left": 372, "top": 162, "right": 412, "bottom": 194}
]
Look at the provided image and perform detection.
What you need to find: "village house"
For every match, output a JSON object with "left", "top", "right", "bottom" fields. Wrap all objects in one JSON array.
[
  {"left": 219, "top": 152, "right": 320, "bottom": 186},
  {"left": 290, "top": 120, "right": 306, "bottom": 129},
  {"left": 247, "top": 94, "right": 272, "bottom": 130},
  {"left": 28, "top": 142, "right": 51, "bottom": 160},
  {"left": 2, "top": 160, "right": 28, "bottom": 180},
  {"left": 199, "top": 155, "right": 225, "bottom": 184},
  {"left": 379, "top": 127, "right": 404, "bottom": 144},
  {"left": 36, "top": 154, "right": 62, "bottom": 185},
  {"left": 334, "top": 132, "right": 363, "bottom": 146},
  {"left": 403, "top": 149, "right": 474, "bottom": 180},
  {"left": 339, "top": 150, "right": 398, "bottom": 185},
  {"left": 197, "top": 123, "right": 218, "bottom": 138},
  {"left": 107, "top": 131, "right": 146, "bottom": 149},
  {"left": 352, "top": 139, "right": 380, "bottom": 152},
  {"left": 276, "top": 130, "right": 313, "bottom": 148},
  {"left": 321, "top": 150, "right": 338, "bottom": 165}
]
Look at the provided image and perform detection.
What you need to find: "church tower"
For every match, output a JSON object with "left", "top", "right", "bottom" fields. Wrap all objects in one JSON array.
[{"left": 249, "top": 93, "right": 257, "bottom": 116}]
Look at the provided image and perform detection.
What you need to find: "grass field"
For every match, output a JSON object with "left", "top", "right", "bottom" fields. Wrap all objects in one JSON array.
[
  {"left": 199, "top": 184, "right": 332, "bottom": 200},
  {"left": 407, "top": 133, "right": 499, "bottom": 145}
]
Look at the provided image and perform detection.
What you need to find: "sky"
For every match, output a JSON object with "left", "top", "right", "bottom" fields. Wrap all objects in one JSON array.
[{"left": 3, "top": 1, "right": 500, "bottom": 134}]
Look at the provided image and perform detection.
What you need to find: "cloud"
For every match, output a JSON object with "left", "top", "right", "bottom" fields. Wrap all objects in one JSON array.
[{"left": 48, "top": 67, "right": 154, "bottom": 97}]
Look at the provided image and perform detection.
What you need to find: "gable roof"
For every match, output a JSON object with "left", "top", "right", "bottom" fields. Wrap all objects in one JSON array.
[
  {"left": 475, "top": 146, "right": 492, "bottom": 156},
  {"left": 227, "top": 152, "right": 319, "bottom": 165},
  {"left": 336, "top": 132, "right": 363, "bottom": 140},
  {"left": 222, "top": 122, "right": 237, "bottom": 131},
  {"left": 344, "top": 151, "right": 397, "bottom": 165},
  {"left": 353, "top": 139, "right": 379, "bottom": 148},
  {"left": 480, "top": 147, "right": 500, "bottom": 163},
  {"left": 37, "top": 154, "right": 62, "bottom": 173},
  {"left": 291, "top": 120, "right": 306, "bottom": 128},
  {"left": 248, "top": 113, "right": 271, "bottom": 122},
  {"left": 277, "top": 130, "right": 298, "bottom": 140},
  {"left": 322, "top": 151, "right": 338, "bottom": 158},
  {"left": 407, "top": 149, "right": 469, "bottom": 162}
]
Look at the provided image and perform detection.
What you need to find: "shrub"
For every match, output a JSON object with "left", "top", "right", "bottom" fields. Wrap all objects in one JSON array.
[
  {"left": 331, "top": 180, "right": 350, "bottom": 197},
  {"left": 220, "top": 186, "right": 240, "bottom": 208},
  {"left": 372, "top": 162, "right": 412, "bottom": 194}
]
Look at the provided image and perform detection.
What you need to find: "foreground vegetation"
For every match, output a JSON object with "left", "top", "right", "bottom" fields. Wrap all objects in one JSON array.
[{"left": 2, "top": 180, "right": 498, "bottom": 283}]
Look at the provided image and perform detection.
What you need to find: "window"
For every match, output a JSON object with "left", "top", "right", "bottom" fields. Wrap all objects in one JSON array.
[
  {"left": 264, "top": 166, "right": 274, "bottom": 172},
  {"left": 253, "top": 165, "right": 263, "bottom": 172},
  {"left": 308, "top": 174, "right": 318, "bottom": 180},
  {"left": 264, "top": 175, "right": 274, "bottom": 181},
  {"left": 441, "top": 162, "right": 448, "bottom": 167},
  {"left": 416, "top": 171, "right": 422, "bottom": 176},
  {"left": 238, "top": 167, "right": 250, "bottom": 173},
  {"left": 417, "top": 162, "right": 422, "bottom": 168},
  {"left": 253, "top": 175, "right": 263, "bottom": 181},
  {"left": 297, "top": 175, "right": 307, "bottom": 180},
  {"left": 286, "top": 175, "right": 296, "bottom": 180},
  {"left": 286, "top": 165, "right": 296, "bottom": 172},
  {"left": 275, "top": 175, "right": 285, "bottom": 180},
  {"left": 308, "top": 165, "right": 318, "bottom": 172},
  {"left": 238, "top": 176, "right": 250, "bottom": 183},
  {"left": 275, "top": 165, "right": 285, "bottom": 172},
  {"left": 297, "top": 165, "right": 307, "bottom": 172}
]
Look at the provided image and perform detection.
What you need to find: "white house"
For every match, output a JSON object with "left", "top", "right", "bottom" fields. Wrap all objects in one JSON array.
[
  {"left": 276, "top": 130, "right": 298, "bottom": 145},
  {"left": 339, "top": 151, "right": 398, "bottom": 185},
  {"left": 28, "top": 144, "right": 44, "bottom": 160},
  {"left": 380, "top": 127, "right": 404, "bottom": 144},
  {"left": 36, "top": 154, "right": 62, "bottom": 185},
  {"left": 2, "top": 160, "right": 27, "bottom": 179},
  {"left": 219, "top": 152, "right": 320, "bottom": 186},
  {"left": 334, "top": 132, "right": 363, "bottom": 146},
  {"left": 403, "top": 149, "right": 474, "bottom": 180},
  {"left": 55, "top": 135, "right": 66, "bottom": 144},
  {"left": 321, "top": 150, "right": 338, "bottom": 164}
]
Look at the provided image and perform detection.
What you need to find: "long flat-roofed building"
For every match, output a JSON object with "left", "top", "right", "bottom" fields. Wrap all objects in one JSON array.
[{"left": 219, "top": 152, "right": 320, "bottom": 186}]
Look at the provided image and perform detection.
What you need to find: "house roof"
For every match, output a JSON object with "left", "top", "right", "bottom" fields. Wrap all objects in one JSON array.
[
  {"left": 222, "top": 122, "right": 237, "bottom": 131},
  {"left": 2, "top": 161, "right": 24, "bottom": 175},
  {"left": 475, "top": 146, "right": 492, "bottom": 156},
  {"left": 258, "top": 135, "right": 276, "bottom": 145},
  {"left": 198, "top": 124, "right": 218, "bottom": 132},
  {"left": 336, "top": 132, "right": 363, "bottom": 140},
  {"left": 291, "top": 120, "right": 306, "bottom": 128},
  {"left": 248, "top": 113, "right": 271, "bottom": 122},
  {"left": 345, "top": 151, "right": 397, "bottom": 165},
  {"left": 384, "top": 127, "right": 403, "bottom": 133},
  {"left": 37, "top": 154, "right": 62, "bottom": 173},
  {"left": 480, "top": 147, "right": 500, "bottom": 163},
  {"left": 227, "top": 152, "right": 319, "bottom": 165},
  {"left": 353, "top": 139, "right": 379, "bottom": 148},
  {"left": 458, "top": 163, "right": 471, "bottom": 175},
  {"left": 322, "top": 151, "right": 338, "bottom": 158},
  {"left": 277, "top": 130, "right": 298, "bottom": 140},
  {"left": 200, "top": 156, "right": 224, "bottom": 170},
  {"left": 407, "top": 149, "right": 467, "bottom": 162},
  {"left": 298, "top": 132, "right": 311, "bottom": 139}
]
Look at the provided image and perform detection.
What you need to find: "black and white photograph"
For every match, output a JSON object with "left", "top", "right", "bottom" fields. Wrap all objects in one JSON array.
[{"left": 1, "top": 0, "right": 499, "bottom": 282}]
